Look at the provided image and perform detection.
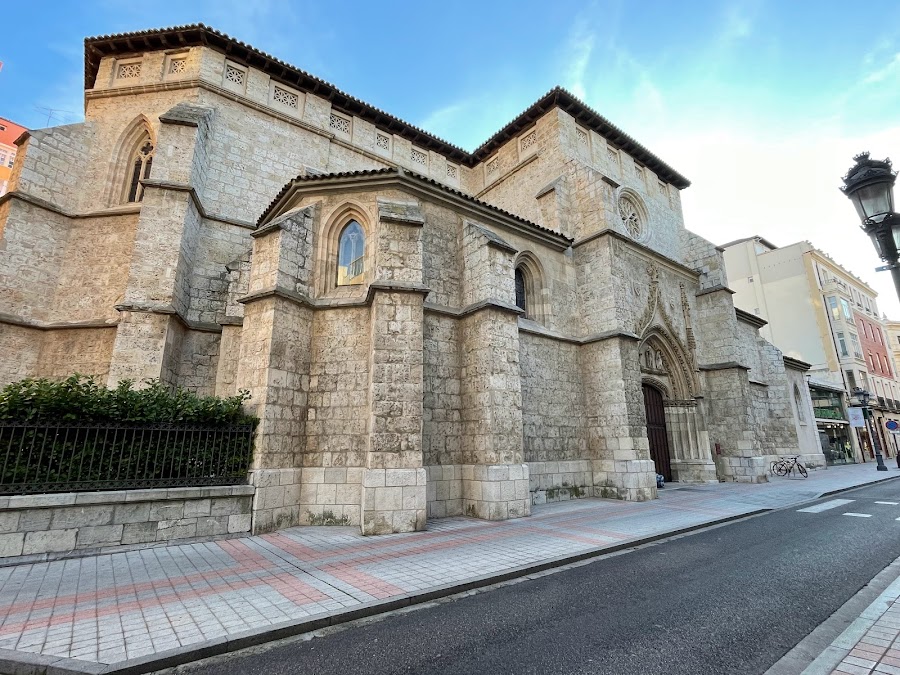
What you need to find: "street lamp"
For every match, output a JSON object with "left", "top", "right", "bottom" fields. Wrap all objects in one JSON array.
[
  {"left": 841, "top": 153, "right": 900, "bottom": 299},
  {"left": 851, "top": 387, "right": 889, "bottom": 471}
]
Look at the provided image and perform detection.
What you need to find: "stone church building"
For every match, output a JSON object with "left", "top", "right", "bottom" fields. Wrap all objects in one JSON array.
[{"left": 0, "top": 25, "right": 823, "bottom": 535}]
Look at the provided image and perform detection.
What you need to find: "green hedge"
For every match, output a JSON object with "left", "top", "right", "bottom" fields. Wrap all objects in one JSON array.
[
  {"left": 0, "top": 375, "right": 257, "bottom": 425},
  {"left": 0, "top": 376, "right": 258, "bottom": 493}
]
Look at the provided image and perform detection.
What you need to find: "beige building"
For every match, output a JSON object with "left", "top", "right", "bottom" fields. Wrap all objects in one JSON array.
[
  {"left": 723, "top": 236, "right": 900, "bottom": 464},
  {"left": 0, "top": 24, "right": 821, "bottom": 536}
]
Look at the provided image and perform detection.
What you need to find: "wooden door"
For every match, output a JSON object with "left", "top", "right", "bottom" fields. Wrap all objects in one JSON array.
[{"left": 642, "top": 383, "right": 672, "bottom": 482}]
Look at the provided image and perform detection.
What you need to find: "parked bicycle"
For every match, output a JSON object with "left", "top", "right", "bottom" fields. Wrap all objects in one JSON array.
[{"left": 770, "top": 455, "right": 808, "bottom": 478}]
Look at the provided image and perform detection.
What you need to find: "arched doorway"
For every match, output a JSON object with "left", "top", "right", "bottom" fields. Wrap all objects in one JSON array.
[{"left": 642, "top": 383, "right": 672, "bottom": 481}]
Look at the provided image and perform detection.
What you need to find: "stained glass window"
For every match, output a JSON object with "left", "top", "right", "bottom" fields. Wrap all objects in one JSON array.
[{"left": 337, "top": 220, "right": 365, "bottom": 285}]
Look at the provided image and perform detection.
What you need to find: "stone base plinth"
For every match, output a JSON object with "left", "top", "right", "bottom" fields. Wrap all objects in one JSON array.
[
  {"left": 462, "top": 464, "right": 530, "bottom": 520},
  {"left": 361, "top": 468, "right": 427, "bottom": 535},
  {"left": 671, "top": 459, "right": 718, "bottom": 484},
  {"left": 592, "top": 459, "right": 658, "bottom": 501},
  {"left": 716, "top": 456, "right": 768, "bottom": 483},
  {"left": 425, "top": 465, "right": 463, "bottom": 518},
  {"left": 249, "top": 468, "right": 302, "bottom": 534},
  {"left": 528, "top": 460, "right": 593, "bottom": 505}
]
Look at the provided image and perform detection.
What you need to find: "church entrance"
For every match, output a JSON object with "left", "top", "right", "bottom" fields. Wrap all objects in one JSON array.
[{"left": 642, "top": 383, "right": 672, "bottom": 482}]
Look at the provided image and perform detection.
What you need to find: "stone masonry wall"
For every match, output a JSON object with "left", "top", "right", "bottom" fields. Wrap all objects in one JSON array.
[{"left": 0, "top": 486, "right": 253, "bottom": 562}]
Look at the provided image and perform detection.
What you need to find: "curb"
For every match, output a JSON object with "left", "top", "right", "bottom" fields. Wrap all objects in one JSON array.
[
  {"left": 818, "top": 472, "right": 900, "bottom": 498},
  {"left": 0, "top": 508, "right": 769, "bottom": 675}
]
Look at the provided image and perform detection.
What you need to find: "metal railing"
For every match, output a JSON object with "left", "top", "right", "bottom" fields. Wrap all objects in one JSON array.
[{"left": 0, "top": 422, "right": 255, "bottom": 495}]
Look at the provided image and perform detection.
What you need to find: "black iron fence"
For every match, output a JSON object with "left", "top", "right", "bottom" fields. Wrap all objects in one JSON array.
[{"left": 0, "top": 422, "right": 255, "bottom": 495}]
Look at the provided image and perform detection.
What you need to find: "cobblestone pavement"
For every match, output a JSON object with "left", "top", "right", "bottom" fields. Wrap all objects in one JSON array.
[{"left": 0, "top": 464, "right": 893, "bottom": 671}]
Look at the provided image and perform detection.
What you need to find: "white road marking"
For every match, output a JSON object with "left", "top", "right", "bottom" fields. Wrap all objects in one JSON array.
[
  {"left": 797, "top": 499, "right": 855, "bottom": 513},
  {"left": 843, "top": 513, "right": 873, "bottom": 518},
  {"left": 874, "top": 501, "right": 899, "bottom": 505}
]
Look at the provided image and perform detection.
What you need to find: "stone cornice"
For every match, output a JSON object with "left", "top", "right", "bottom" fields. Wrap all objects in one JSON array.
[
  {"left": 141, "top": 180, "right": 256, "bottom": 229},
  {"left": 423, "top": 299, "right": 523, "bottom": 319},
  {"left": 571, "top": 228, "right": 700, "bottom": 280},
  {"left": 516, "top": 320, "right": 641, "bottom": 345},
  {"left": 0, "top": 183, "right": 255, "bottom": 231},
  {"left": 0, "top": 312, "right": 118, "bottom": 331},
  {"left": 238, "top": 281, "right": 431, "bottom": 311},
  {"left": 735, "top": 307, "right": 767, "bottom": 328},
  {"left": 695, "top": 284, "right": 735, "bottom": 297},
  {"left": 698, "top": 362, "right": 751, "bottom": 372},
  {"left": 0, "top": 191, "right": 141, "bottom": 220},
  {"left": 114, "top": 302, "right": 221, "bottom": 333},
  {"left": 782, "top": 356, "right": 812, "bottom": 372}
]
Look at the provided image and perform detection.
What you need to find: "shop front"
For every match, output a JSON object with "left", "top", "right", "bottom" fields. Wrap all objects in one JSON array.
[{"left": 811, "top": 385, "right": 856, "bottom": 465}]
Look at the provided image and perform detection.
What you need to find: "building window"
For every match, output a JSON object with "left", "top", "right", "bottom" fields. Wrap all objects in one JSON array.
[
  {"left": 828, "top": 296, "right": 839, "bottom": 319},
  {"left": 273, "top": 86, "right": 299, "bottom": 109},
  {"left": 840, "top": 298, "right": 852, "bottom": 320},
  {"left": 337, "top": 220, "right": 365, "bottom": 286},
  {"left": 837, "top": 332, "right": 849, "bottom": 357},
  {"left": 515, "top": 267, "right": 526, "bottom": 313},
  {"left": 127, "top": 138, "right": 154, "bottom": 203},
  {"left": 850, "top": 333, "right": 862, "bottom": 359},
  {"left": 117, "top": 61, "right": 142, "bottom": 80}
]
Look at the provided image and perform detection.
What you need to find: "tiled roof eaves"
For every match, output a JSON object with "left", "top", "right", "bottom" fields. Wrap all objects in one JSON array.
[
  {"left": 257, "top": 168, "right": 573, "bottom": 248},
  {"left": 472, "top": 87, "right": 689, "bottom": 189},
  {"left": 83, "top": 26, "right": 691, "bottom": 188},
  {"left": 84, "top": 24, "right": 471, "bottom": 164}
]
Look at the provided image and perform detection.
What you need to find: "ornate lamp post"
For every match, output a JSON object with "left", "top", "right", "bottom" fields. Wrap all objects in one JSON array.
[
  {"left": 841, "top": 153, "right": 900, "bottom": 298},
  {"left": 852, "top": 387, "right": 889, "bottom": 471}
]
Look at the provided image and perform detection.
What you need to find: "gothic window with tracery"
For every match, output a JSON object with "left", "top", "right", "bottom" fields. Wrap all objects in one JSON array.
[
  {"left": 618, "top": 194, "right": 643, "bottom": 240},
  {"left": 127, "top": 138, "right": 154, "bottom": 203},
  {"left": 337, "top": 220, "right": 365, "bottom": 285}
]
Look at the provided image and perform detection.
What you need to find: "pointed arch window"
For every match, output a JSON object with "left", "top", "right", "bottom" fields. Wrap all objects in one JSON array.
[
  {"left": 515, "top": 267, "right": 527, "bottom": 313},
  {"left": 127, "top": 138, "right": 154, "bottom": 203},
  {"left": 337, "top": 220, "right": 365, "bottom": 285}
]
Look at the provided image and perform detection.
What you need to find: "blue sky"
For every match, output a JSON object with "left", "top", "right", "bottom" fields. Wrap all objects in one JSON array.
[{"left": 3, "top": 0, "right": 900, "bottom": 312}]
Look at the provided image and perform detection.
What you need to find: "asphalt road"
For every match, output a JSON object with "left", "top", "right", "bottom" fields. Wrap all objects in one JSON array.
[{"left": 178, "top": 479, "right": 900, "bottom": 675}]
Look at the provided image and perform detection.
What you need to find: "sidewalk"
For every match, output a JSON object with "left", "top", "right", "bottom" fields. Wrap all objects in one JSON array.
[
  {"left": 799, "top": 557, "right": 900, "bottom": 675},
  {"left": 0, "top": 464, "right": 894, "bottom": 674}
]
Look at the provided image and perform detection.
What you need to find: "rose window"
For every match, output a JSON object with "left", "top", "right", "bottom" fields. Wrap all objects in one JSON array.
[{"left": 618, "top": 195, "right": 643, "bottom": 240}]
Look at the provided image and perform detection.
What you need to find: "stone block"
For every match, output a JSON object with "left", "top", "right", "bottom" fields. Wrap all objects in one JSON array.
[
  {"left": 9, "top": 493, "right": 76, "bottom": 508},
  {"left": 156, "top": 518, "right": 198, "bottom": 541},
  {"left": 303, "top": 468, "right": 325, "bottom": 484},
  {"left": 18, "top": 509, "right": 52, "bottom": 532},
  {"left": 487, "top": 465, "right": 509, "bottom": 482},
  {"left": 75, "top": 491, "right": 128, "bottom": 505},
  {"left": 324, "top": 468, "right": 347, "bottom": 484},
  {"left": 316, "top": 484, "right": 337, "bottom": 505},
  {"left": 51, "top": 505, "right": 114, "bottom": 529},
  {"left": 0, "top": 533, "right": 25, "bottom": 557},
  {"left": 122, "top": 522, "right": 157, "bottom": 545},
  {"left": 196, "top": 516, "right": 229, "bottom": 537},
  {"left": 125, "top": 489, "right": 168, "bottom": 502},
  {"left": 374, "top": 487, "right": 402, "bottom": 511},
  {"left": 363, "top": 469, "right": 385, "bottom": 488},
  {"left": 23, "top": 529, "right": 77, "bottom": 555},
  {"left": 336, "top": 483, "right": 361, "bottom": 505},
  {"left": 0, "top": 512, "right": 20, "bottom": 533},
  {"left": 112, "top": 502, "right": 151, "bottom": 524},
  {"left": 228, "top": 514, "right": 252, "bottom": 533},
  {"left": 402, "top": 485, "right": 425, "bottom": 510},
  {"left": 149, "top": 503, "right": 184, "bottom": 521},
  {"left": 385, "top": 469, "right": 417, "bottom": 487},
  {"left": 183, "top": 499, "right": 212, "bottom": 518},
  {"left": 211, "top": 497, "right": 250, "bottom": 516},
  {"left": 76, "top": 525, "right": 124, "bottom": 548}
]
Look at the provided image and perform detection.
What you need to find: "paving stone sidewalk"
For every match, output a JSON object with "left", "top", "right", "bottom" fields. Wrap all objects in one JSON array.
[
  {"left": 0, "top": 464, "right": 894, "bottom": 674},
  {"left": 800, "top": 563, "right": 900, "bottom": 675}
]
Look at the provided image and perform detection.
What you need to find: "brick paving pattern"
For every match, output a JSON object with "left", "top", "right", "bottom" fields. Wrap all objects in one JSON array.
[{"left": 0, "top": 465, "right": 890, "bottom": 668}]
